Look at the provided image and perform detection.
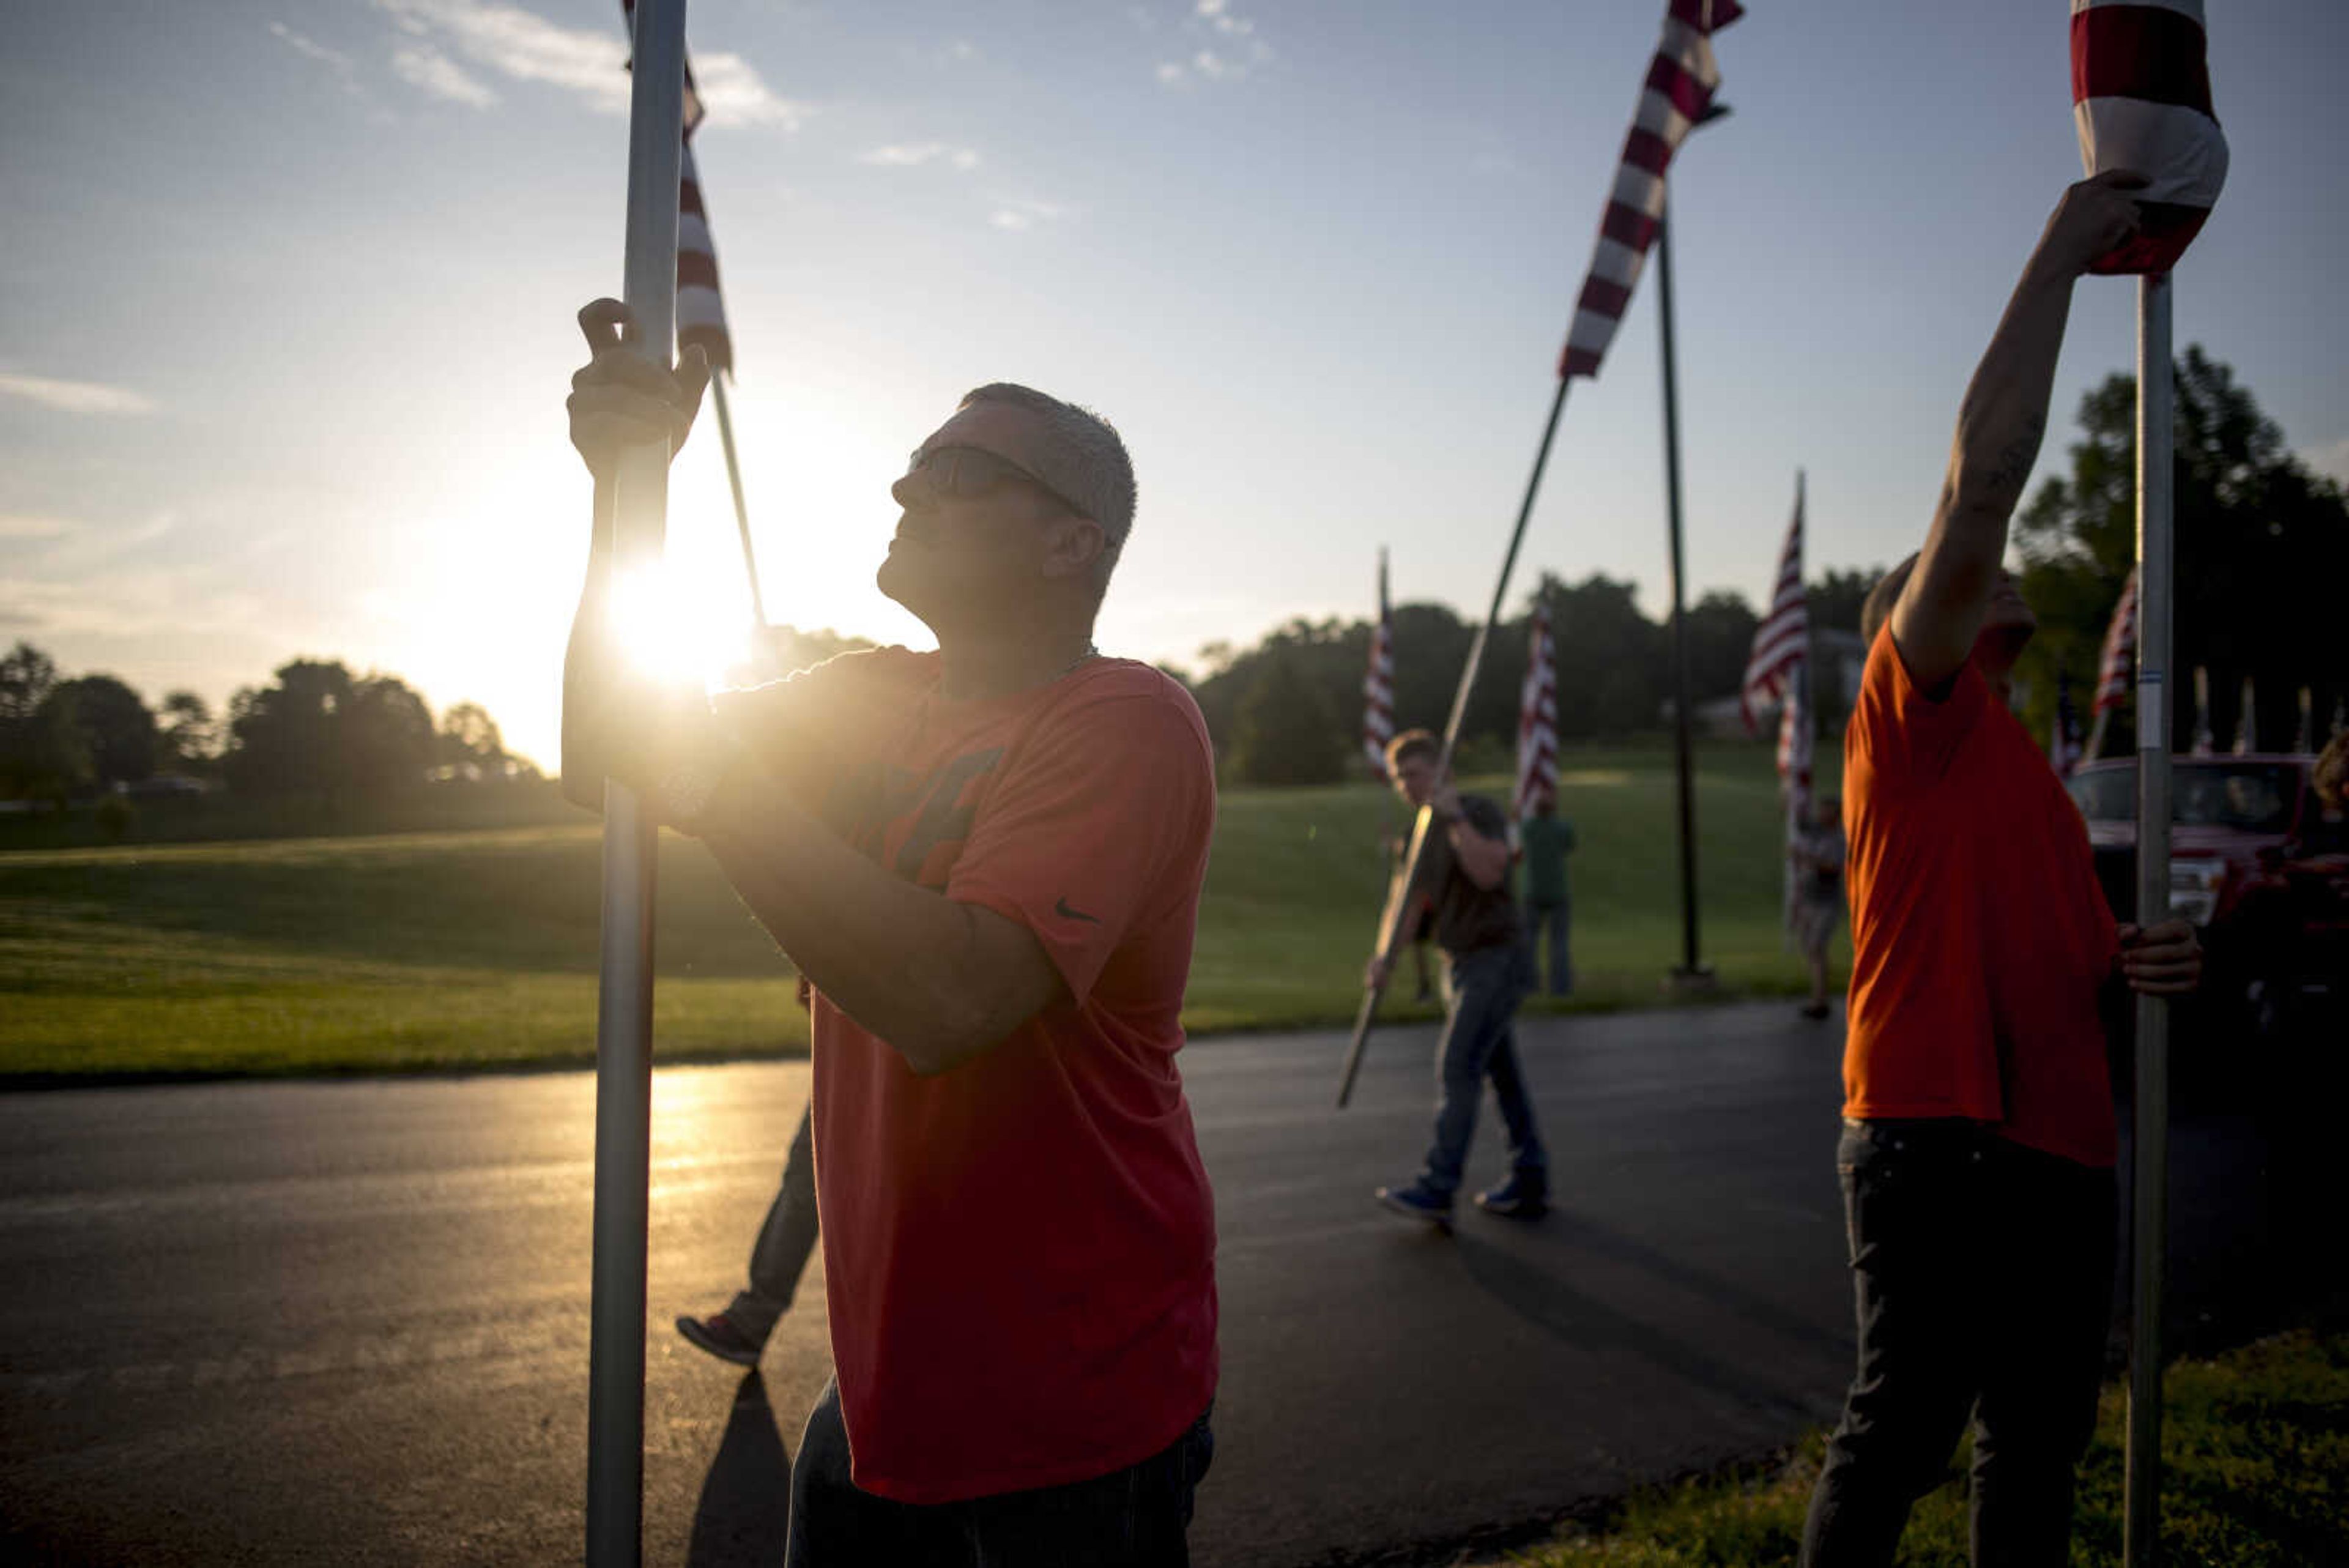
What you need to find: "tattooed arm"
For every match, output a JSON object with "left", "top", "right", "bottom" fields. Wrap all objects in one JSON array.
[{"left": 1891, "top": 173, "right": 2145, "bottom": 693}]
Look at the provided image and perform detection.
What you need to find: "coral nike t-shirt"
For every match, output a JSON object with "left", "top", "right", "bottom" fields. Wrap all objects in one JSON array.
[
  {"left": 1842, "top": 625, "right": 2121, "bottom": 1168},
  {"left": 716, "top": 649, "right": 1219, "bottom": 1504}
]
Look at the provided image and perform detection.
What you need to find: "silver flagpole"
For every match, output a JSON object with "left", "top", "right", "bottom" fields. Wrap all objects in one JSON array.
[
  {"left": 588, "top": 1, "right": 685, "bottom": 1562},
  {"left": 2124, "top": 268, "right": 2174, "bottom": 1568}
]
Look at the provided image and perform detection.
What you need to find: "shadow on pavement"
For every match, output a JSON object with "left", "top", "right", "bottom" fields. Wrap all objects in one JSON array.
[
  {"left": 686, "top": 1372, "right": 793, "bottom": 1568},
  {"left": 1453, "top": 1227, "right": 1821, "bottom": 1424}
]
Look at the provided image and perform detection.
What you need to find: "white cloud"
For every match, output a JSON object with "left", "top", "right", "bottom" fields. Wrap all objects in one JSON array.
[
  {"left": 0, "top": 516, "right": 75, "bottom": 540},
  {"left": 859, "top": 143, "right": 981, "bottom": 171},
  {"left": 270, "top": 21, "right": 355, "bottom": 75},
  {"left": 0, "top": 373, "right": 156, "bottom": 417},
  {"left": 392, "top": 42, "right": 499, "bottom": 107},
  {"left": 1153, "top": 1, "right": 1272, "bottom": 87},
  {"left": 2303, "top": 438, "right": 2349, "bottom": 489},
  {"left": 989, "top": 199, "right": 1066, "bottom": 232},
  {"left": 369, "top": 0, "right": 806, "bottom": 128}
]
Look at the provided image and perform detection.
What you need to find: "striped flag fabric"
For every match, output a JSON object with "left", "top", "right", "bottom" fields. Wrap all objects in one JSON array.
[
  {"left": 1514, "top": 599, "right": 1558, "bottom": 820},
  {"left": 1776, "top": 659, "right": 1811, "bottom": 805},
  {"left": 2092, "top": 567, "right": 2139, "bottom": 715},
  {"left": 1741, "top": 472, "right": 1806, "bottom": 734},
  {"left": 1557, "top": 0, "right": 1743, "bottom": 380},
  {"left": 2050, "top": 668, "right": 2084, "bottom": 776},
  {"left": 622, "top": 0, "right": 735, "bottom": 373},
  {"left": 2072, "top": 0, "right": 2227, "bottom": 275},
  {"left": 1362, "top": 548, "right": 1396, "bottom": 779}
]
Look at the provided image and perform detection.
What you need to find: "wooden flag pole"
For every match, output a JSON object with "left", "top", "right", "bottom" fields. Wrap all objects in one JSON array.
[
  {"left": 2124, "top": 269, "right": 2175, "bottom": 1568},
  {"left": 1336, "top": 374, "right": 1570, "bottom": 1108},
  {"left": 587, "top": 1, "right": 685, "bottom": 1561}
]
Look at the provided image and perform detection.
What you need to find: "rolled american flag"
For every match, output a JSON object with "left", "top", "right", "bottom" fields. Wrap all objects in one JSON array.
[
  {"left": 1362, "top": 548, "right": 1395, "bottom": 779},
  {"left": 1514, "top": 600, "right": 1557, "bottom": 821},
  {"left": 2071, "top": 0, "right": 2227, "bottom": 275}
]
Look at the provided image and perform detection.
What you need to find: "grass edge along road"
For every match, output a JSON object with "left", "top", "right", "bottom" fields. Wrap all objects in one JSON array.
[
  {"left": 1, "top": 745, "right": 1838, "bottom": 1080},
  {"left": 1486, "top": 1321, "right": 2349, "bottom": 1567}
]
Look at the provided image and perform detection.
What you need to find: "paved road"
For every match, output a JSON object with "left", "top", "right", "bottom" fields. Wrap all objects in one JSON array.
[{"left": 0, "top": 1005, "right": 2271, "bottom": 1566}]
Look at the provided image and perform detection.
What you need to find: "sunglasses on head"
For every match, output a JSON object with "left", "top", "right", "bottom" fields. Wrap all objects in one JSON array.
[{"left": 892, "top": 445, "right": 1082, "bottom": 517}]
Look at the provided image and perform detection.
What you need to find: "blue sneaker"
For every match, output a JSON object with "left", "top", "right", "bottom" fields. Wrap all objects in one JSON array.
[
  {"left": 1474, "top": 1172, "right": 1548, "bottom": 1220},
  {"left": 1375, "top": 1181, "right": 1454, "bottom": 1225}
]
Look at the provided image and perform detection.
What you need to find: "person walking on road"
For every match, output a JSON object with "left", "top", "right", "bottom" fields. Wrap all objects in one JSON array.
[
  {"left": 1517, "top": 797, "right": 1576, "bottom": 996},
  {"left": 1796, "top": 174, "right": 2203, "bottom": 1567},
  {"left": 566, "top": 310, "right": 1219, "bottom": 1566},
  {"left": 1368, "top": 730, "right": 1548, "bottom": 1225}
]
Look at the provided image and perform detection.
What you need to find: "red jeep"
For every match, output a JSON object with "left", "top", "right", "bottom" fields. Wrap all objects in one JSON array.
[{"left": 2066, "top": 752, "right": 2346, "bottom": 1041}]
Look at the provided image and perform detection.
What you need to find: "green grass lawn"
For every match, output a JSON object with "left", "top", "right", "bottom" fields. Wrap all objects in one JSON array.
[
  {"left": 0, "top": 742, "right": 1841, "bottom": 1079},
  {"left": 1499, "top": 1323, "right": 2349, "bottom": 1567}
]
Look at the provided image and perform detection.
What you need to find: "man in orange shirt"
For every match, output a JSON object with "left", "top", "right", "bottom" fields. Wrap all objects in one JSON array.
[
  {"left": 565, "top": 310, "right": 1217, "bottom": 1565},
  {"left": 1797, "top": 176, "right": 2203, "bottom": 1567}
]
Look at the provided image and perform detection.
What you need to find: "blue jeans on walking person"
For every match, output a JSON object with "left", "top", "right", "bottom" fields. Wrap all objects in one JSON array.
[
  {"left": 1418, "top": 942, "right": 1546, "bottom": 1199},
  {"left": 1526, "top": 897, "right": 1572, "bottom": 995},
  {"left": 725, "top": 1104, "right": 818, "bottom": 1343},
  {"left": 785, "top": 1379, "right": 1214, "bottom": 1567}
]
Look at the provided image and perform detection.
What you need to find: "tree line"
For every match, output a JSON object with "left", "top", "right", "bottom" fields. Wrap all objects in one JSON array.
[
  {"left": 0, "top": 647, "right": 524, "bottom": 808},
  {"left": 1185, "top": 348, "right": 2343, "bottom": 787}
]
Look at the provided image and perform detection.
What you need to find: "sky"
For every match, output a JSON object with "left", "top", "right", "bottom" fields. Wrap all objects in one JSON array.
[{"left": 4, "top": 1, "right": 2344, "bottom": 770}]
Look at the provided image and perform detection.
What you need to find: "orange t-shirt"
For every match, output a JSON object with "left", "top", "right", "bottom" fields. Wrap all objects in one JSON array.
[
  {"left": 1842, "top": 625, "right": 2121, "bottom": 1167},
  {"left": 716, "top": 649, "right": 1219, "bottom": 1504}
]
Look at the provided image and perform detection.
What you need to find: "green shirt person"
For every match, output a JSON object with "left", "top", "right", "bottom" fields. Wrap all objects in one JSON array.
[{"left": 1517, "top": 801, "right": 1575, "bottom": 994}]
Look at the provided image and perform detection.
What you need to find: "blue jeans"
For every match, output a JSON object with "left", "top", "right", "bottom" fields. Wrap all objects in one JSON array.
[
  {"left": 785, "top": 1380, "right": 1213, "bottom": 1567},
  {"left": 1417, "top": 943, "right": 1546, "bottom": 1198},
  {"left": 726, "top": 1104, "right": 819, "bottom": 1342},
  {"left": 1526, "top": 898, "right": 1572, "bottom": 994},
  {"left": 1800, "top": 1120, "right": 2116, "bottom": 1567}
]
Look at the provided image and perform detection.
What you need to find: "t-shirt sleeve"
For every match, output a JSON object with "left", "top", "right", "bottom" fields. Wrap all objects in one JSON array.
[
  {"left": 1852, "top": 622, "right": 1987, "bottom": 787},
  {"left": 945, "top": 688, "right": 1215, "bottom": 1005}
]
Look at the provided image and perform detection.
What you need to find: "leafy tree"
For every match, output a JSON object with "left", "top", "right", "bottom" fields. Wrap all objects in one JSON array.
[
  {"left": 0, "top": 642, "right": 87, "bottom": 802},
  {"left": 437, "top": 702, "right": 505, "bottom": 768},
  {"left": 1808, "top": 567, "right": 1880, "bottom": 634},
  {"left": 224, "top": 659, "right": 437, "bottom": 798},
  {"left": 53, "top": 674, "right": 157, "bottom": 787},
  {"left": 2014, "top": 347, "right": 2348, "bottom": 752},
  {"left": 1669, "top": 590, "right": 1761, "bottom": 704},
  {"left": 158, "top": 691, "right": 220, "bottom": 776},
  {"left": 1226, "top": 647, "right": 1345, "bottom": 786}
]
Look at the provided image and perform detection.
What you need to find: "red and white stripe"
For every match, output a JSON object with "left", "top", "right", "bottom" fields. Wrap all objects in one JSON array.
[
  {"left": 623, "top": 0, "right": 734, "bottom": 373},
  {"left": 1515, "top": 600, "right": 1558, "bottom": 820},
  {"left": 2092, "top": 567, "right": 2138, "bottom": 715},
  {"left": 1557, "top": 0, "right": 1742, "bottom": 380},
  {"left": 1362, "top": 548, "right": 1395, "bottom": 779},
  {"left": 1741, "top": 472, "right": 1806, "bottom": 734},
  {"left": 1778, "top": 658, "right": 1811, "bottom": 809},
  {"left": 2072, "top": 0, "right": 2227, "bottom": 275}
]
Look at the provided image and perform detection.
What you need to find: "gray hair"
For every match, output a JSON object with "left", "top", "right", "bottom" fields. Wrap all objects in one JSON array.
[{"left": 958, "top": 383, "right": 1136, "bottom": 571}]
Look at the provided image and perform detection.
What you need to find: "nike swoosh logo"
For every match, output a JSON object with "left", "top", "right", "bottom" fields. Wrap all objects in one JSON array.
[{"left": 1054, "top": 896, "right": 1102, "bottom": 924}]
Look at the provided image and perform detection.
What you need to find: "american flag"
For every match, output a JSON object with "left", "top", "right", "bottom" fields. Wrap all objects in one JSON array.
[
  {"left": 1514, "top": 599, "right": 1558, "bottom": 820},
  {"left": 1557, "top": 0, "right": 1743, "bottom": 380},
  {"left": 1741, "top": 472, "right": 1807, "bottom": 734},
  {"left": 2050, "top": 668, "right": 2084, "bottom": 776},
  {"left": 1777, "top": 658, "right": 1811, "bottom": 808},
  {"left": 622, "top": 0, "right": 734, "bottom": 373},
  {"left": 2072, "top": 0, "right": 2228, "bottom": 277},
  {"left": 2092, "top": 567, "right": 2138, "bottom": 716},
  {"left": 1362, "top": 548, "right": 1395, "bottom": 779}
]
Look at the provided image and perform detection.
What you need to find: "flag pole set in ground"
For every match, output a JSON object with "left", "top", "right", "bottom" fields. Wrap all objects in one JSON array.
[
  {"left": 2073, "top": 1, "right": 2227, "bottom": 1559},
  {"left": 586, "top": 1, "right": 685, "bottom": 1561},
  {"left": 1336, "top": 0, "right": 1740, "bottom": 1108}
]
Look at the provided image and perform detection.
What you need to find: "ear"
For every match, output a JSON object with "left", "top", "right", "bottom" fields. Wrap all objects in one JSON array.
[{"left": 1039, "top": 515, "right": 1106, "bottom": 580}]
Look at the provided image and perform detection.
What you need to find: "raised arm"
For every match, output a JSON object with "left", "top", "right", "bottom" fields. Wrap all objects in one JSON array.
[{"left": 1891, "top": 174, "right": 2144, "bottom": 692}]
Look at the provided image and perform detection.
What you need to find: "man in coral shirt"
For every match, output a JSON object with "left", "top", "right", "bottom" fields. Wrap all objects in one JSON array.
[
  {"left": 1797, "top": 177, "right": 2203, "bottom": 1567},
  {"left": 565, "top": 307, "right": 1217, "bottom": 1564}
]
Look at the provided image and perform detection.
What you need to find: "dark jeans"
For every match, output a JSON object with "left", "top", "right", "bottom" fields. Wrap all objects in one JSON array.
[
  {"left": 1419, "top": 942, "right": 1545, "bottom": 1199},
  {"left": 1800, "top": 1119, "right": 2117, "bottom": 1568},
  {"left": 725, "top": 1105, "right": 820, "bottom": 1343},
  {"left": 785, "top": 1380, "right": 1214, "bottom": 1567}
]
